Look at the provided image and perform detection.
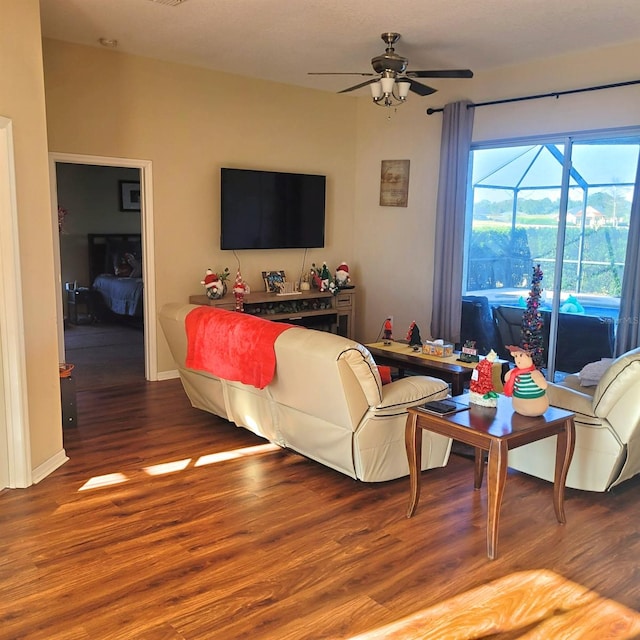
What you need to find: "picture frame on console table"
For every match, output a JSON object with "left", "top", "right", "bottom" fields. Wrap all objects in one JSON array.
[{"left": 262, "top": 270, "right": 286, "bottom": 292}]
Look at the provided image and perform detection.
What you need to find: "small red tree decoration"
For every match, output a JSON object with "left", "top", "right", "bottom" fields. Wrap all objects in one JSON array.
[{"left": 469, "top": 350, "right": 499, "bottom": 407}]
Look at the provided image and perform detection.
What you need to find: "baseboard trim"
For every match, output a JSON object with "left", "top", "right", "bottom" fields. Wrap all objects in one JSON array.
[
  {"left": 32, "top": 448, "right": 69, "bottom": 485},
  {"left": 157, "top": 369, "right": 180, "bottom": 381}
]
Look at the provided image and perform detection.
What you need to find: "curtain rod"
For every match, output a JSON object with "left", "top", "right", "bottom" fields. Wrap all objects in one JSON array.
[{"left": 426, "top": 78, "right": 640, "bottom": 115}]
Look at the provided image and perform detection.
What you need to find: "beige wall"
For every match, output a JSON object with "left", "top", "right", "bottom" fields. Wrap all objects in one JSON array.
[
  {"left": 0, "top": 0, "right": 63, "bottom": 472},
  {"left": 353, "top": 40, "right": 640, "bottom": 344},
  {"left": 44, "top": 37, "right": 640, "bottom": 362},
  {"left": 43, "top": 39, "right": 359, "bottom": 372}
]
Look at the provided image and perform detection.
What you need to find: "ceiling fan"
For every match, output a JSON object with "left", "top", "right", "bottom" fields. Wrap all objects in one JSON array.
[{"left": 309, "top": 32, "right": 473, "bottom": 106}]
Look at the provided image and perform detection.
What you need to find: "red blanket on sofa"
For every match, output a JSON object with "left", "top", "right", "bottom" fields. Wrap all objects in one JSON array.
[{"left": 184, "top": 306, "right": 295, "bottom": 389}]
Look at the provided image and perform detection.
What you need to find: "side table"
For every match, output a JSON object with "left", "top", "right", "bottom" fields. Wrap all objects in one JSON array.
[
  {"left": 67, "top": 287, "right": 94, "bottom": 325},
  {"left": 405, "top": 394, "right": 575, "bottom": 559}
]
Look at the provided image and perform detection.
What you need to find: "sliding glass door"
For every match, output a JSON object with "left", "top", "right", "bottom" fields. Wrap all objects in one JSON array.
[{"left": 463, "top": 129, "right": 640, "bottom": 380}]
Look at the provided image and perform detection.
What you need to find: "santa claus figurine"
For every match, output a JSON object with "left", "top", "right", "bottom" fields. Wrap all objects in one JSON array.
[
  {"left": 469, "top": 349, "right": 499, "bottom": 407},
  {"left": 335, "top": 262, "right": 351, "bottom": 288},
  {"left": 201, "top": 268, "right": 225, "bottom": 299}
]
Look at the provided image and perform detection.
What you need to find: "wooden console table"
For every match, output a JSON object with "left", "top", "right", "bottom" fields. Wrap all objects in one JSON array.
[
  {"left": 405, "top": 394, "right": 575, "bottom": 560},
  {"left": 189, "top": 288, "right": 355, "bottom": 339}
]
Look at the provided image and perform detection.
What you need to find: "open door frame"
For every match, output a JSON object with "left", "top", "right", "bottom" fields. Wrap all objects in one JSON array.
[{"left": 48, "top": 153, "right": 157, "bottom": 383}]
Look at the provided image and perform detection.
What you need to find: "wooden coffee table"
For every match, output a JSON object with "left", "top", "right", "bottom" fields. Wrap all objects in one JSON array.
[
  {"left": 366, "top": 341, "right": 506, "bottom": 396},
  {"left": 405, "top": 393, "right": 575, "bottom": 560}
]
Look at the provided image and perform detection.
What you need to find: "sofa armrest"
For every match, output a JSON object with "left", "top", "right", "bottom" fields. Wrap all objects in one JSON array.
[
  {"left": 373, "top": 376, "right": 449, "bottom": 414},
  {"left": 546, "top": 382, "right": 596, "bottom": 418}
]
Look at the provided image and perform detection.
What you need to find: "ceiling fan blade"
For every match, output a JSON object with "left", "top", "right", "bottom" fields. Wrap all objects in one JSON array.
[
  {"left": 406, "top": 79, "right": 437, "bottom": 97},
  {"left": 406, "top": 69, "right": 474, "bottom": 79},
  {"left": 308, "top": 72, "right": 376, "bottom": 76},
  {"left": 338, "top": 78, "right": 378, "bottom": 94}
]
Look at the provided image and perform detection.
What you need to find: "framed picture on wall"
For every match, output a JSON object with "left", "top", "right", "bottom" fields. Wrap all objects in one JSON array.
[
  {"left": 119, "top": 181, "right": 141, "bottom": 212},
  {"left": 379, "top": 159, "right": 410, "bottom": 207}
]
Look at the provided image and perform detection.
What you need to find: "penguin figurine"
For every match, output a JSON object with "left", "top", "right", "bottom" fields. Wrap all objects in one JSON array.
[{"left": 503, "top": 345, "right": 549, "bottom": 416}]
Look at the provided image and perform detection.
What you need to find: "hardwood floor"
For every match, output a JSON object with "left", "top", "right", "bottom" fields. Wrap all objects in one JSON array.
[
  {"left": 63, "top": 321, "right": 144, "bottom": 391},
  {"left": 1, "top": 379, "right": 639, "bottom": 639}
]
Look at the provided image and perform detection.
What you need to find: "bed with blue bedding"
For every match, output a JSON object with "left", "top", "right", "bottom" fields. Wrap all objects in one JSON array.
[{"left": 88, "top": 233, "right": 143, "bottom": 320}]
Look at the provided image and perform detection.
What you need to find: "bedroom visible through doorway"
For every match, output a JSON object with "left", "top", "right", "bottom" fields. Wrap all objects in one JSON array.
[{"left": 55, "top": 161, "right": 146, "bottom": 390}]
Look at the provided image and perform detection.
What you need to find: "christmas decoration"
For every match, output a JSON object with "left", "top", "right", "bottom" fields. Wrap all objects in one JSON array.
[
  {"left": 459, "top": 339, "right": 479, "bottom": 363},
  {"left": 233, "top": 269, "right": 249, "bottom": 312},
  {"left": 469, "top": 349, "right": 499, "bottom": 407},
  {"left": 318, "top": 262, "right": 337, "bottom": 294},
  {"left": 504, "top": 345, "right": 549, "bottom": 416},
  {"left": 335, "top": 262, "right": 351, "bottom": 288},
  {"left": 521, "top": 264, "right": 545, "bottom": 369},
  {"left": 201, "top": 267, "right": 230, "bottom": 299},
  {"left": 383, "top": 317, "right": 393, "bottom": 344},
  {"left": 406, "top": 321, "right": 422, "bottom": 351}
]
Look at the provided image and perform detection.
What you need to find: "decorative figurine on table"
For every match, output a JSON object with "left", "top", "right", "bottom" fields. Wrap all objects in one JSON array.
[
  {"left": 318, "top": 262, "right": 337, "bottom": 294},
  {"left": 459, "top": 340, "right": 480, "bottom": 363},
  {"left": 503, "top": 345, "right": 549, "bottom": 416},
  {"left": 232, "top": 268, "right": 249, "bottom": 312},
  {"left": 335, "top": 262, "right": 351, "bottom": 288},
  {"left": 469, "top": 349, "right": 499, "bottom": 407},
  {"left": 383, "top": 317, "right": 393, "bottom": 345},
  {"left": 201, "top": 268, "right": 227, "bottom": 299},
  {"left": 310, "top": 264, "right": 323, "bottom": 290},
  {"left": 406, "top": 321, "right": 422, "bottom": 351}
]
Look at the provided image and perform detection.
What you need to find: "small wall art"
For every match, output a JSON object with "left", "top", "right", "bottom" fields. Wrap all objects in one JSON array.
[
  {"left": 119, "top": 181, "right": 141, "bottom": 212},
  {"left": 379, "top": 159, "right": 410, "bottom": 207},
  {"left": 262, "top": 270, "right": 286, "bottom": 292}
]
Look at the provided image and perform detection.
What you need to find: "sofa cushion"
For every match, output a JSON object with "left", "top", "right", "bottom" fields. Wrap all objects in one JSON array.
[
  {"left": 374, "top": 376, "right": 449, "bottom": 413},
  {"left": 593, "top": 348, "right": 640, "bottom": 417},
  {"left": 337, "top": 345, "right": 383, "bottom": 406}
]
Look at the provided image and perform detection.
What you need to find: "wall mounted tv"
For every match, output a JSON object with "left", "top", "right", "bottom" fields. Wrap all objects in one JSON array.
[{"left": 220, "top": 168, "right": 326, "bottom": 250}]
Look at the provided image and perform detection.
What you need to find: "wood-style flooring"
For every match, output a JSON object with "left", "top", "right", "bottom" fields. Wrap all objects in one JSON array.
[{"left": 1, "top": 379, "right": 639, "bottom": 639}]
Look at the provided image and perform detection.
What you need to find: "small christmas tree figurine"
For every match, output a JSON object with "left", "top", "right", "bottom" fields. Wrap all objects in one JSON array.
[
  {"left": 521, "top": 264, "right": 545, "bottom": 368},
  {"left": 406, "top": 322, "right": 422, "bottom": 351}
]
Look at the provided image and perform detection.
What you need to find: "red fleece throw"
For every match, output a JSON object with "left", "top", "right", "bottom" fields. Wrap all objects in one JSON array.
[{"left": 185, "top": 306, "right": 295, "bottom": 389}]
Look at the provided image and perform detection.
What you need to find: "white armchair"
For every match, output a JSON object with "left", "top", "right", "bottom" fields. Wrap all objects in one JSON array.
[{"left": 507, "top": 347, "right": 640, "bottom": 491}]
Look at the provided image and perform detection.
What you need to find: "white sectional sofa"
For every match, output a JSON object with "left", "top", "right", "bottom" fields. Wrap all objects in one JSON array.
[{"left": 159, "top": 303, "right": 452, "bottom": 482}]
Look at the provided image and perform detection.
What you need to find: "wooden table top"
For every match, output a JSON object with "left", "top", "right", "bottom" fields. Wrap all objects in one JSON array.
[{"left": 411, "top": 392, "right": 574, "bottom": 444}]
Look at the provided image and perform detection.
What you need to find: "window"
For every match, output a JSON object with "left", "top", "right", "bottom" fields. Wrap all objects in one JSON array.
[{"left": 463, "top": 129, "right": 640, "bottom": 378}]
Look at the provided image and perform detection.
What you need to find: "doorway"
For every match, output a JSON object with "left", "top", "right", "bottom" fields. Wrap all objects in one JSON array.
[{"left": 49, "top": 153, "right": 157, "bottom": 387}]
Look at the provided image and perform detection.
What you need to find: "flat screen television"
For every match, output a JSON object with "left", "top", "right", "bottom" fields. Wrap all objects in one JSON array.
[{"left": 220, "top": 168, "right": 326, "bottom": 250}]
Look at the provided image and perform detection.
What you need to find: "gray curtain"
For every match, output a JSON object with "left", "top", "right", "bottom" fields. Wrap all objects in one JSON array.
[
  {"left": 615, "top": 149, "right": 640, "bottom": 356},
  {"left": 430, "top": 100, "right": 475, "bottom": 343}
]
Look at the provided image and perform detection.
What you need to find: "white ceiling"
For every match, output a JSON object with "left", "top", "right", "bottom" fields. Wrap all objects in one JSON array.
[{"left": 39, "top": 0, "right": 640, "bottom": 96}]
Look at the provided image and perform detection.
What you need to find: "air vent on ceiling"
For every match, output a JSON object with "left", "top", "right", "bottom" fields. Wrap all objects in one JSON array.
[{"left": 147, "top": 0, "right": 188, "bottom": 6}]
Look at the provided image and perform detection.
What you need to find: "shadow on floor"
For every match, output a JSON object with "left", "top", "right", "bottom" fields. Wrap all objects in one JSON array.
[{"left": 63, "top": 322, "right": 144, "bottom": 391}]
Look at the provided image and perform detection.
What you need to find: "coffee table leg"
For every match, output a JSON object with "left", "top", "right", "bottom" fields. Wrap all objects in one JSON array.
[
  {"left": 486, "top": 439, "right": 508, "bottom": 560},
  {"left": 553, "top": 417, "right": 576, "bottom": 524},
  {"left": 474, "top": 447, "right": 485, "bottom": 489},
  {"left": 405, "top": 412, "right": 422, "bottom": 518}
]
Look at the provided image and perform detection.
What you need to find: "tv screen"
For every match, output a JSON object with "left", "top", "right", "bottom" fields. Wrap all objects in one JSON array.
[{"left": 220, "top": 168, "right": 326, "bottom": 250}]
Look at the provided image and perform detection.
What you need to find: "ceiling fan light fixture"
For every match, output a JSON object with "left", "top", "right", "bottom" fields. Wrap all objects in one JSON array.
[
  {"left": 371, "top": 77, "right": 409, "bottom": 108},
  {"left": 370, "top": 81, "right": 383, "bottom": 99},
  {"left": 397, "top": 80, "right": 411, "bottom": 98},
  {"left": 380, "top": 76, "right": 395, "bottom": 95}
]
